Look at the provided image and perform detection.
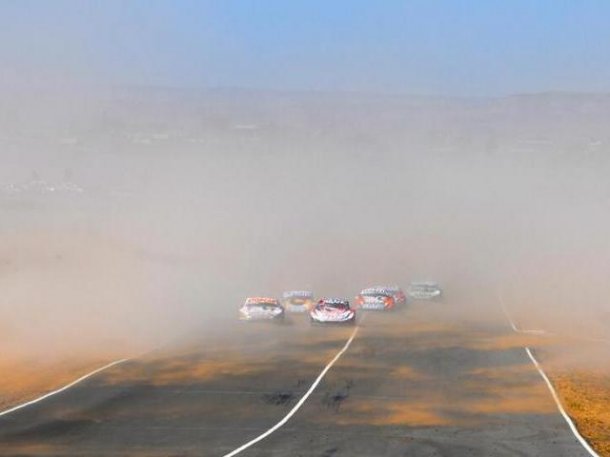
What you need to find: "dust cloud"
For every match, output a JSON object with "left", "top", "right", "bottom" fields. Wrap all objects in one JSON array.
[{"left": 1, "top": 87, "right": 609, "bottom": 363}]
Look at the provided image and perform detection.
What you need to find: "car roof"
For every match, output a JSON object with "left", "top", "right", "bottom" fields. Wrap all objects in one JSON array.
[
  {"left": 245, "top": 297, "right": 280, "bottom": 305},
  {"left": 320, "top": 298, "right": 349, "bottom": 305},
  {"left": 410, "top": 281, "right": 439, "bottom": 286},
  {"left": 360, "top": 287, "right": 392, "bottom": 295},
  {"left": 380, "top": 285, "right": 401, "bottom": 292},
  {"left": 282, "top": 290, "right": 314, "bottom": 298}
]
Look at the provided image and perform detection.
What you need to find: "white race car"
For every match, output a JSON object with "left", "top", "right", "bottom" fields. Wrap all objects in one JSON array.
[
  {"left": 310, "top": 298, "right": 356, "bottom": 324},
  {"left": 407, "top": 281, "right": 442, "bottom": 300},
  {"left": 239, "top": 297, "right": 285, "bottom": 322},
  {"left": 281, "top": 290, "right": 315, "bottom": 313}
]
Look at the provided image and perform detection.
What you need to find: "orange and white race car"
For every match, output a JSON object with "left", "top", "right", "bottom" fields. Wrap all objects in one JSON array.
[{"left": 354, "top": 287, "right": 396, "bottom": 311}]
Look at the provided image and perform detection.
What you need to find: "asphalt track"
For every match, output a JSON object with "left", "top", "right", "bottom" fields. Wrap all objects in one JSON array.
[{"left": 0, "top": 291, "right": 593, "bottom": 456}]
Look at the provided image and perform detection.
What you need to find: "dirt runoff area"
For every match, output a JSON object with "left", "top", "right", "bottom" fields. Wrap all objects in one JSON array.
[{"left": 551, "top": 371, "right": 610, "bottom": 457}]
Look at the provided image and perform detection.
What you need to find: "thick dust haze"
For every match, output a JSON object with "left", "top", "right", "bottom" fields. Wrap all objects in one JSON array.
[{"left": 1, "top": 88, "right": 609, "bottom": 364}]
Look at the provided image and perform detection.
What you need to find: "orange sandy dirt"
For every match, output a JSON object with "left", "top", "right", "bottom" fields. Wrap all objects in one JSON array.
[
  {"left": 0, "top": 356, "right": 115, "bottom": 411},
  {"left": 552, "top": 372, "right": 610, "bottom": 457},
  {"left": 336, "top": 399, "right": 451, "bottom": 427}
]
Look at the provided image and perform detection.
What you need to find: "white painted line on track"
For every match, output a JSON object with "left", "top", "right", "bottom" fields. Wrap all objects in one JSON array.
[
  {"left": 498, "top": 291, "right": 549, "bottom": 335},
  {"left": 499, "top": 291, "right": 610, "bottom": 345},
  {"left": 0, "top": 358, "right": 129, "bottom": 419},
  {"left": 222, "top": 324, "right": 361, "bottom": 457},
  {"left": 525, "top": 348, "right": 601, "bottom": 457},
  {"left": 499, "top": 289, "right": 600, "bottom": 457}
]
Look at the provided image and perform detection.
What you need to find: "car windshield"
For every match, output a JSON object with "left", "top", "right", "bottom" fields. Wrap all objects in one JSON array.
[
  {"left": 246, "top": 302, "right": 279, "bottom": 308},
  {"left": 323, "top": 302, "right": 348, "bottom": 310}
]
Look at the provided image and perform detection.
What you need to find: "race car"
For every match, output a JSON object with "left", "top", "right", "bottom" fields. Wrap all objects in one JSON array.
[
  {"left": 239, "top": 297, "right": 285, "bottom": 322},
  {"left": 354, "top": 287, "right": 396, "bottom": 310},
  {"left": 407, "top": 281, "right": 442, "bottom": 300},
  {"left": 309, "top": 298, "right": 356, "bottom": 324},
  {"left": 281, "top": 290, "right": 315, "bottom": 313},
  {"left": 379, "top": 285, "right": 407, "bottom": 306}
]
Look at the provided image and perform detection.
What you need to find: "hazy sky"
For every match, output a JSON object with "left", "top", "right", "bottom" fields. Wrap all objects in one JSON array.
[{"left": 2, "top": 0, "right": 610, "bottom": 95}]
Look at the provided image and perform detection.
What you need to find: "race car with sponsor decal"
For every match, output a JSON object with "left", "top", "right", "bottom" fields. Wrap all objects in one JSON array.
[
  {"left": 407, "top": 281, "right": 442, "bottom": 300},
  {"left": 309, "top": 298, "right": 356, "bottom": 324},
  {"left": 382, "top": 285, "right": 407, "bottom": 306},
  {"left": 281, "top": 290, "right": 315, "bottom": 313},
  {"left": 239, "top": 297, "right": 285, "bottom": 322},
  {"left": 354, "top": 287, "right": 396, "bottom": 310}
]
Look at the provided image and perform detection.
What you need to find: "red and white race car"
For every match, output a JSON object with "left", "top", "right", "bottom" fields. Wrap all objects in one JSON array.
[
  {"left": 239, "top": 297, "right": 285, "bottom": 322},
  {"left": 354, "top": 287, "right": 396, "bottom": 311},
  {"left": 309, "top": 298, "right": 356, "bottom": 324}
]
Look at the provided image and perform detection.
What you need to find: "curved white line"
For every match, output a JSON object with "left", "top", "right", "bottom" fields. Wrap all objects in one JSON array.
[
  {"left": 499, "top": 292, "right": 610, "bottom": 344},
  {"left": 0, "top": 358, "right": 129, "bottom": 419},
  {"left": 498, "top": 290, "right": 521, "bottom": 332},
  {"left": 499, "top": 290, "right": 600, "bottom": 456},
  {"left": 525, "top": 348, "right": 600, "bottom": 457},
  {"left": 498, "top": 292, "right": 551, "bottom": 335},
  {"left": 222, "top": 325, "right": 360, "bottom": 457},
  {"left": 498, "top": 291, "right": 550, "bottom": 335}
]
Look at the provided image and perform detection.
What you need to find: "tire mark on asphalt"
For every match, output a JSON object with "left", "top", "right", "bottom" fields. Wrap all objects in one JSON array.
[{"left": 221, "top": 323, "right": 361, "bottom": 456}]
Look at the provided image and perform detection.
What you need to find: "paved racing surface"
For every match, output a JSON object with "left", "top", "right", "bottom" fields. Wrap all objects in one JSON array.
[{"left": 0, "top": 288, "right": 592, "bottom": 456}]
